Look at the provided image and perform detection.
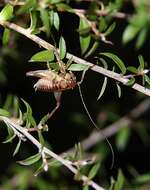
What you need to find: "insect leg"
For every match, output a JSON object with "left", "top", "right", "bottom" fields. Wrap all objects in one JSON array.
[{"left": 46, "top": 91, "right": 62, "bottom": 120}]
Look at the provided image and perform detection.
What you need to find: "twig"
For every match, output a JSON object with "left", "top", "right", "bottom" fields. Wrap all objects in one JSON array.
[
  {"left": 0, "top": 116, "right": 105, "bottom": 190},
  {"left": 70, "top": 98, "right": 150, "bottom": 151},
  {"left": 73, "top": 9, "right": 130, "bottom": 19},
  {"left": 0, "top": 21, "right": 150, "bottom": 96}
]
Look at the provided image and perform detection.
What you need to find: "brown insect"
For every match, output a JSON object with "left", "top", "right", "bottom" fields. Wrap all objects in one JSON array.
[
  {"left": 26, "top": 69, "right": 114, "bottom": 167},
  {"left": 26, "top": 70, "right": 77, "bottom": 92},
  {"left": 26, "top": 69, "right": 77, "bottom": 124}
]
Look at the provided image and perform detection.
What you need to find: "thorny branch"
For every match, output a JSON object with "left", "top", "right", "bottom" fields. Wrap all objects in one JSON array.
[
  {"left": 0, "top": 116, "right": 105, "bottom": 190},
  {"left": 0, "top": 21, "right": 150, "bottom": 96}
]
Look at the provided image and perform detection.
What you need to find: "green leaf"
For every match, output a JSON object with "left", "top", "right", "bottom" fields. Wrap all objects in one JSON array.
[
  {"left": 97, "top": 58, "right": 108, "bottom": 100},
  {"left": 18, "top": 153, "right": 41, "bottom": 166},
  {"left": 104, "top": 22, "right": 116, "bottom": 36},
  {"left": 29, "top": 50, "right": 54, "bottom": 62},
  {"left": 0, "top": 4, "right": 13, "bottom": 21},
  {"left": 48, "top": 62, "right": 60, "bottom": 71},
  {"left": 127, "top": 66, "right": 138, "bottom": 74},
  {"left": 2, "top": 28, "right": 10, "bottom": 46},
  {"left": 114, "top": 169, "right": 125, "bottom": 190},
  {"left": 80, "top": 35, "right": 91, "bottom": 55},
  {"left": 68, "top": 64, "right": 89, "bottom": 71},
  {"left": 0, "top": 108, "right": 11, "bottom": 117},
  {"left": 84, "top": 41, "right": 99, "bottom": 58},
  {"left": 3, "top": 94, "right": 13, "bottom": 110},
  {"left": 125, "top": 77, "right": 135, "bottom": 86},
  {"left": 136, "top": 28, "right": 147, "bottom": 49},
  {"left": 144, "top": 75, "right": 150, "bottom": 86},
  {"left": 29, "top": 11, "right": 37, "bottom": 33},
  {"left": 134, "top": 173, "right": 150, "bottom": 184},
  {"left": 59, "top": 36, "right": 66, "bottom": 59},
  {"left": 78, "top": 17, "right": 90, "bottom": 36},
  {"left": 83, "top": 186, "right": 89, "bottom": 190},
  {"left": 122, "top": 25, "right": 139, "bottom": 44},
  {"left": 88, "top": 163, "right": 100, "bottom": 180},
  {"left": 78, "top": 27, "right": 91, "bottom": 36},
  {"left": 138, "top": 55, "right": 145, "bottom": 71},
  {"left": 3, "top": 133, "right": 16, "bottom": 143},
  {"left": 53, "top": 12, "right": 60, "bottom": 31},
  {"left": 79, "top": 18, "right": 91, "bottom": 55},
  {"left": 17, "top": 0, "right": 37, "bottom": 14},
  {"left": 116, "top": 127, "right": 130, "bottom": 150},
  {"left": 13, "top": 139, "right": 21, "bottom": 156},
  {"left": 116, "top": 83, "right": 121, "bottom": 98},
  {"left": 79, "top": 17, "right": 90, "bottom": 33},
  {"left": 34, "top": 163, "right": 44, "bottom": 176},
  {"left": 100, "top": 52, "right": 126, "bottom": 74},
  {"left": 97, "top": 77, "right": 107, "bottom": 100},
  {"left": 73, "top": 143, "right": 83, "bottom": 160},
  {"left": 22, "top": 99, "right": 36, "bottom": 128},
  {"left": 98, "top": 17, "right": 107, "bottom": 32},
  {"left": 40, "top": 9, "right": 51, "bottom": 37},
  {"left": 38, "top": 131, "right": 45, "bottom": 146}
]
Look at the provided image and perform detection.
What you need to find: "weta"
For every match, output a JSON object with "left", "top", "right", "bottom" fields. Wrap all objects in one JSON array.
[{"left": 26, "top": 69, "right": 77, "bottom": 124}]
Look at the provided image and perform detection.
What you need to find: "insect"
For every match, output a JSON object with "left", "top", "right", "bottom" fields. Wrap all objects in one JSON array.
[
  {"left": 26, "top": 69, "right": 77, "bottom": 123},
  {"left": 26, "top": 70, "right": 77, "bottom": 92},
  {"left": 26, "top": 68, "right": 114, "bottom": 169}
]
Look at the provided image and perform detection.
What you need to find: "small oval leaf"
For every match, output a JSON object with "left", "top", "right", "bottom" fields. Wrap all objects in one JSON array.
[
  {"left": 114, "top": 169, "right": 125, "bottom": 190},
  {"left": 0, "top": 4, "right": 13, "bottom": 21},
  {"left": 53, "top": 12, "right": 60, "bottom": 31},
  {"left": 40, "top": 9, "right": 50, "bottom": 37},
  {"left": 17, "top": 0, "right": 36, "bottom": 14},
  {"left": 2, "top": 28, "right": 10, "bottom": 46},
  {"left": 122, "top": 25, "right": 139, "bottom": 44},
  {"left": 104, "top": 22, "right": 116, "bottom": 36},
  {"left": 127, "top": 66, "right": 138, "bottom": 74},
  {"left": 68, "top": 64, "right": 89, "bottom": 71},
  {"left": 125, "top": 77, "right": 135, "bottom": 86},
  {"left": 116, "top": 83, "right": 121, "bottom": 98},
  {"left": 138, "top": 55, "right": 145, "bottom": 71},
  {"left": 13, "top": 139, "right": 21, "bottom": 156},
  {"left": 144, "top": 75, "right": 150, "bottom": 86},
  {"left": 21, "top": 99, "right": 36, "bottom": 128},
  {"left": 97, "top": 77, "right": 107, "bottom": 100},
  {"left": 29, "top": 50, "right": 54, "bottom": 62},
  {"left": 116, "top": 127, "right": 130, "bottom": 150},
  {"left": 84, "top": 41, "right": 99, "bottom": 58},
  {"left": 0, "top": 108, "right": 11, "bottom": 117},
  {"left": 136, "top": 28, "right": 147, "bottom": 49},
  {"left": 80, "top": 35, "right": 91, "bottom": 55},
  {"left": 100, "top": 52, "right": 126, "bottom": 74},
  {"left": 88, "top": 163, "right": 100, "bottom": 180},
  {"left": 59, "top": 36, "right": 66, "bottom": 59},
  {"left": 17, "top": 153, "right": 41, "bottom": 166},
  {"left": 3, "top": 133, "right": 16, "bottom": 143}
]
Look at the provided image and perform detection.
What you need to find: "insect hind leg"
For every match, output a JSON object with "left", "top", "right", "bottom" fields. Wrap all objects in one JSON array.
[{"left": 46, "top": 91, "right": 62, "bottom": 120}]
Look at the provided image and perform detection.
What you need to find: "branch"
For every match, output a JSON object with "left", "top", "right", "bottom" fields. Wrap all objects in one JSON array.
[
  {"left": 0, "top": 116, "right": 105, "bottom": 190},
  {"left": 74, "top": 9, "right": 130, "bottom": 19},
  {"left": 71, "top": 98, "right": 150, "bottom": 151},
  {"left": 0, "top": 21, "right": 150, "bottom": 96}
]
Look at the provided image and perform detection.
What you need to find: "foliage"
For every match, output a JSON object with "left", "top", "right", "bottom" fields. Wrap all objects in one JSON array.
[{"left": 0, "top": 1, "right": 150, "bottom": 190}]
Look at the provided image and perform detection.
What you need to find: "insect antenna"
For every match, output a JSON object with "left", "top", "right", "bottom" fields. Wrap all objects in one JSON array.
[{"left": 78, "top": 83, "right": 114, "bottom": 169}]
